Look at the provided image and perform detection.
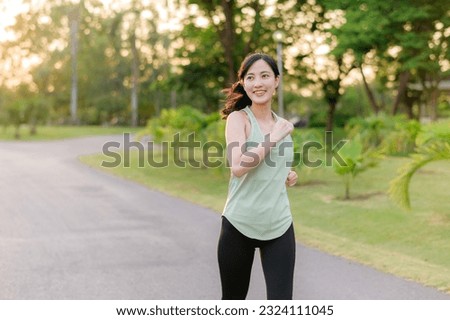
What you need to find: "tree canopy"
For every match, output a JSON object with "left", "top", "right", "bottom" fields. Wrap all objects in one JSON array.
[{"left": 0, "top": 0, "right": 448, "bottom": 128}]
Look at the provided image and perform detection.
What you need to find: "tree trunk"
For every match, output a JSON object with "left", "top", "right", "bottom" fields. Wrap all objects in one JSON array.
[
  {"left": 170, "top": 90, "right": 176, "bottom": 109},
  {"left": 323, "top": 77, "right": 341, "bottom": 134},
  {"left": 326, "top": 100, "right": 336, "bottom": 133},
  {"left": 360, "top": 66, "right": 379, "bottom": 114},
  {"left": 221, "top": 0, "right": 236, "bottom": 85},
  {"left": 155, "top": 91, "right": 161, "bottom": 116},
  {"left": 419, "top": 74, "right": 440, "bottom": 122},
  {"left": 130, "top": 32, "right": 139, "bottom": 127},
  {"left": 344, "top": 175, "right": 351, "bottom": 200},
  {"left": 14, "top": 125, "right": 20, "bottom": 139},
  {"left": 69, "top": 4, "right": 80, "bottom": 125},
  {"left": 30, "top": 120, "right": 37, "bottom": 135},
  {"left": 404, "top": 94, "right": 416, "bottom": 119},
  {"left": 392, "top": 70, "right": 410, "bottom": 115},
  {"left": 429, "top": 86, "right": 439, "bottom": 121}
]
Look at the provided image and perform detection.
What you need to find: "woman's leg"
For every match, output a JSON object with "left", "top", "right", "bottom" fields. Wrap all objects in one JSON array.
[
  {"left": 217, "top": 217, "right": 255, "bottom": 300},
  {"left": 260, "top": 224, "right": 296, "bottom": 300}
]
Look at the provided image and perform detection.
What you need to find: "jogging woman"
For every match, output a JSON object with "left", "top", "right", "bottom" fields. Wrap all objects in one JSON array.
[{"left": 218, "top": 52, "right": 297, "bottom": 300}]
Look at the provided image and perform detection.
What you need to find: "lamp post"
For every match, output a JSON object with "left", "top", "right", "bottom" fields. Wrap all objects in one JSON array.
[{"left": 272, "top": 30, "right": 285, "bottom": 118}]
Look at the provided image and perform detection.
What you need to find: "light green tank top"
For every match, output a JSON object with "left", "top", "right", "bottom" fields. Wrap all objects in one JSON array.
[{"left": 222, "top": 106, "right": 294, "bottom": 240}]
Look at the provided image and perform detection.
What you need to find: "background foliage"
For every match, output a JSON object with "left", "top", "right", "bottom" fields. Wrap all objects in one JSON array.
[{"left": 0, "top": 0, "right": 448, "bottom": 130}]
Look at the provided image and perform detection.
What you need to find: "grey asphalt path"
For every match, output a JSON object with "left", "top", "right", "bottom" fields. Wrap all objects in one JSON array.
[{"left": 0, "top": 135, "right": 449, "bottom": 300}]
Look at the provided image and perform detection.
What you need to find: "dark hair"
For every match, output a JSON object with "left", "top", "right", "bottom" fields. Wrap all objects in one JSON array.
[{"left": 220, "top": 53, "right": 279, "bottom": 119}]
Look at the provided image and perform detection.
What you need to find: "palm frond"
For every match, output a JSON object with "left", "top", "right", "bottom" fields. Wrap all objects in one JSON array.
[{"left": 389, "top": 140, "right": 450, "bottom": 210}]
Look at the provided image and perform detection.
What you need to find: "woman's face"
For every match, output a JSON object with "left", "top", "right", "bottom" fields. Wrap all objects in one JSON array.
[{"left": 242, "top": 59, "right": 279, "bottom": 107}]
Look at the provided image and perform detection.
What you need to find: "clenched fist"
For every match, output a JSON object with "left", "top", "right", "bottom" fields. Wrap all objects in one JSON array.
[
  {"left": 285, "top": 170, "right": 298, "bottom": 187},
  {"left": 270, "top": 118, "right": 294, "bottom": 143}
]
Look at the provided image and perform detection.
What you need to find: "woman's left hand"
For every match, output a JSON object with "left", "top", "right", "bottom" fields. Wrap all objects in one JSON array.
[{"left": 286, "top": 170, "right": 298, "bottom": 187}]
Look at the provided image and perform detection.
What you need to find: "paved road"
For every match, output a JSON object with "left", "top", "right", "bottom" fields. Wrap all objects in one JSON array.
[{"left": 0, "top": 135, "right": 449, "bottom": 299}]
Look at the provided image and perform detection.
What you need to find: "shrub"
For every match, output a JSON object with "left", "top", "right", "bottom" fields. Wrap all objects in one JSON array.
[
  {"left": 381, "top": 120, "right": 421, "bottom": 156},
  {"left": 139, "top": 105, "right": 209, "bottom": 143},
  {"left": 416, "top": 118, "right": 450, "bottom": 146},
  {"left": 346, "top": 114, "right": 422, "bottom": 156}
]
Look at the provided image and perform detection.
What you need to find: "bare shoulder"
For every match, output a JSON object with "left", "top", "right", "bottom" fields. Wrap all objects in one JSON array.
[
  {"left": 228, "top": 109, "right": 251, "bottom": 130},
  {"left": 227, "top": 109, "right": 248, "bottom": 124},
  {"left": 227, "top": 109, "right": 251, "bottom": 140}
]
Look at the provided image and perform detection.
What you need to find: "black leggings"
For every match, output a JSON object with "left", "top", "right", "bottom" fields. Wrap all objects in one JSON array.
[{"left": 217, "top": 217, "right": 296, "bottom": 300}]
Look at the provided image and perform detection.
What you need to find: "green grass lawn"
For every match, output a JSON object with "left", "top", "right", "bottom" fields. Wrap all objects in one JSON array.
[
  {"left": 0, "top": 125, "right": 140, "bottom": 141},
  {"left": 80, "top": 148, "right": 450, "bottom": 294}
]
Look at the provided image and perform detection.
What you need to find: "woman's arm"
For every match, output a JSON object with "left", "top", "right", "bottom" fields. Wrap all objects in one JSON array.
[{"left": 226, "top": 111, "right": 293, "bottom": 177}]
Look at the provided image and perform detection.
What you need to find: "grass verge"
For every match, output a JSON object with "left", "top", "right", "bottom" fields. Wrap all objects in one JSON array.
[{"left": 0, "top": 125, "right": 140, "bottom": 141}]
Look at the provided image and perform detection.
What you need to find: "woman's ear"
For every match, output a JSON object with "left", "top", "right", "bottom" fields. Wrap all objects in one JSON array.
[{"left": 275, "top": 76, "right": 280, "bottom": 89}]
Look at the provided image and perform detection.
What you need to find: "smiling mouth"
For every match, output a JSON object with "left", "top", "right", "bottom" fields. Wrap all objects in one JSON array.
[{"left": 253, "top": 90, "right": 266, "bottom": 96}]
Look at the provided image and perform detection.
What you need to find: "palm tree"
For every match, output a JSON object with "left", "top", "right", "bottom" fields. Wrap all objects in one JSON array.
[
  {"left": 333, "top": 134, "right": 384, "bottom": 199},
  {"left": 389, "top": 138, "right": 450, "bottom": 209}
]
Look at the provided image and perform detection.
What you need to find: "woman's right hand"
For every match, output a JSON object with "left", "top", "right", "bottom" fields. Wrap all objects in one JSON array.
[{"left": 270, "top": 119, "right": 294, "bottom": 143}]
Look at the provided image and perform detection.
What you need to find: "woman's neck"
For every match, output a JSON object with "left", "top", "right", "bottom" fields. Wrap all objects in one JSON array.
[{"left": 250, "top": 103, "right": 273, "bottom": 121}]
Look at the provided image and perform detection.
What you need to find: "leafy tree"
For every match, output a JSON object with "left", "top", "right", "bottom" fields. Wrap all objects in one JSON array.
[
  {"left": 6, "top": 101, "right": 27, "bottom": 139},
  {"left": 1, "top": 0, "right": 168, "bottom": 125},
  {"left": 322, "top": 0, "right": 450, "bottom": 119},
  {"left": 0, "top": 85, "right": 13, "bottom": 130},
  {"left": 104, "top": 0, "right": 161, "bottom": 126},
  {"left": 25, "top": 96, "right": 50, "bottom": 135},
  {"left": 285, "top": 0, "right": 355, "bottom": 132},
  {"left": 184, "top": 0, "right": 280, "bottom": 84},
  {"left": 175, "top": 0, "right": 287, "bottom": 112}
]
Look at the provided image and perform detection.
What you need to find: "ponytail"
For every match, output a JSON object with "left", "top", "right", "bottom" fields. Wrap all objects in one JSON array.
[{"left": 220, "top": 82, "right": 252, "bottom": 119}]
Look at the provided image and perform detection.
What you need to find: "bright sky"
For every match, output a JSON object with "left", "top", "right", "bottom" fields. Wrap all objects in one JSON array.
[{"left": 0, "top": 0, "right": 25, "bottom": 42}]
